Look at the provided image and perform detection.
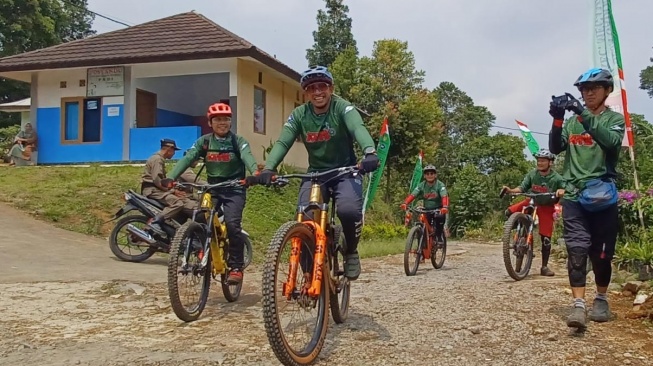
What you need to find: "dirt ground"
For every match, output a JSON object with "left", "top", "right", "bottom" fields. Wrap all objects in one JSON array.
[{"left": 0, "top": 203, "right": 652, "bottom": 366}]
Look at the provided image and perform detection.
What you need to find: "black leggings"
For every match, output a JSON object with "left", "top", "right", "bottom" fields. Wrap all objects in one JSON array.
[
  {"left": 562, "top": 199, "right": 618, "bottom": 287},
  {"left": 426, "top": 212, "right": 446, "bottom": 238}
]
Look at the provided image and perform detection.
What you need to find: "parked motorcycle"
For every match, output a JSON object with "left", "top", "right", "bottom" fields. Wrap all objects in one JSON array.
[
  {"left": 108, "top": 189, "right": 253, "bottom": 266},
  {"left": 108, "top": 189, "right": 182, "bottom": 262}
]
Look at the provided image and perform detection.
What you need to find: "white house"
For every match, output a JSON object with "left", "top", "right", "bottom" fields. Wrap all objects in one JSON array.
[{"left": 0, "top": 11, "right": 309, "bottom": 167}]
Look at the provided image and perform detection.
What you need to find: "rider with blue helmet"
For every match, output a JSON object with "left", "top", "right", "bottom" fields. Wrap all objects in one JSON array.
[
  {"left": 549, "top": 67, "right": 625, "bottom": 329},
  {"left": 257, "top": 65, "right": 380, "bottom": 281}
]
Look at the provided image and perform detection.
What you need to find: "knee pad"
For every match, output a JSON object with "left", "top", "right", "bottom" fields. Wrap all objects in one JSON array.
[
  {"left": 541, "top": 236, "right": 551, "bottom": 248},
  {"left": 567, "top": 247, "right": 588, "bottom": 287}
]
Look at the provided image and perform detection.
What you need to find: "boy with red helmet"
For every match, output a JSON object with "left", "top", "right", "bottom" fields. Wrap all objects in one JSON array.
[{"left": 166, "top": 102, "right": 259, "bottom": 285}]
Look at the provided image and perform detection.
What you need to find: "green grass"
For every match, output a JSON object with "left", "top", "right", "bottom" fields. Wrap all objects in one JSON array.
[
  {"left": 358, "top": 237, "right": 405, "bottom": 258},
  {"left": 0, "top": 165, "right": 407, "bottom": 262}
]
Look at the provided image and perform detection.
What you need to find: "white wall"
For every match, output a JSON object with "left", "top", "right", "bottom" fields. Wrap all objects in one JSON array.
[
  {"left": 35, "top": 68, "right": 125, "bottom": 109},
  {"left": 36, "top": 68, "right": 88, "bottom": 108},
  {"left": 134, "top": 73, "right": 229, "bottom": 116},
  {"left": 20, "top": 112, "right": 30, "bottom": 127},
  {"left": 132, "top": 58, "right": 236, "bottom": 86}
]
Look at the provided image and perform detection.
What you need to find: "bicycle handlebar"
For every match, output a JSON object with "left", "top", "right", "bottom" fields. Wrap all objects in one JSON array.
[
  {"left": 499, "top": 187, "right": 557, "bottom": 199},
  {"left": 174, "top": 179, "right": 246, "bottom": 191},
  {"left": 408, "top": 206, "right": 442, "bottom": 215},
  {"left": 270, "top": 165, "right": 361, "bottom": 187}
]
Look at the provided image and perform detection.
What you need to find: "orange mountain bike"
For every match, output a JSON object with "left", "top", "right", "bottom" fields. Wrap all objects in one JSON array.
[
  {"left": 403, "top": 206, "right": 446, "bottom": 276},
  {"left": 499, "top": 188, "right": 556, "bottom": 281},
  {"left": 261, "top": 165, "right": 358, "bottom": 366}
]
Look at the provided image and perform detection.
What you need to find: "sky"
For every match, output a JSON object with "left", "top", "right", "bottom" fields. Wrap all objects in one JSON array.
[{"left": 88, "top": 0, "right": 653, "bottom": 150}]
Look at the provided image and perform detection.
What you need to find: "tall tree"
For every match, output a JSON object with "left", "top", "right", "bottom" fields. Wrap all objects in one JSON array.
[
  {"left": 640, "top": 47, "right": 653, "bottom": 98},
  {"left": 618, "top": 113, "right": 653, "bottom": 188},
  {"left": 0, "top": 0, "right": 96, "bottom": 127},
  {"left": 306, "top": 0, "right": 357, "bottom": 68},
  {"left": 331, "top": 39, "right": 439, "bottom": 202},
  {"left": 432, "top": 81, "right": 495, "bottom": 185}
]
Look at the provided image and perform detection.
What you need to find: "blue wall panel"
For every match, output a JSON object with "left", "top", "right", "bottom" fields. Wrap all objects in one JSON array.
[
  {"left": 36, "top": 104, "right": 123, "bottom": 164},
  {"left": 156, "top": 108, "right": 194, "bottom": 127},
  {"left": 129, "top": 126, "right": 201, "bottom": 161}
]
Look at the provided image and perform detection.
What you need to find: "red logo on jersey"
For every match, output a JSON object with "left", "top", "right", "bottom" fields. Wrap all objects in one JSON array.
[
  {"left": 424, "top": 193, "right": 438, "bottom": 199},
  {"left": 305, "top": 130, "right": 332, "bottom": 143},
  {"left": 531, "top": 185, "right": 549, "bottom": 193},
  {"left": 569, "top": 134, "right": 594, "bottom": 146},
  {"left": 206, "top": 152, "right": 232, "bottom": 162}
]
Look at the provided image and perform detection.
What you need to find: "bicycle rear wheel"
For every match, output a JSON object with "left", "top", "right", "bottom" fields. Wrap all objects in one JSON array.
[
  {"left": 329, "top": 225, "right": 350, "bottom": 324},
  {"left": 502, "top": 213, "right": 534, "bottom": 281},
  {"left": 167, "top": 221, "right": 211, "bottom": 322},
  {"left": 403, "top": 226, "right": 423, "bottom": 276},
  {"left": 262, "top": 221, "right": 329, "bottom": 366}
]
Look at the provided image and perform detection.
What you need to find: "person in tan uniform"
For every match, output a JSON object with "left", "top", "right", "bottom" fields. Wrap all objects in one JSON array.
[
  {"left": 178, "top": 149, "right": 207, "bottom": 185},
  {"left": 142, "top": 139, "right": 196, "bottom": 236}
]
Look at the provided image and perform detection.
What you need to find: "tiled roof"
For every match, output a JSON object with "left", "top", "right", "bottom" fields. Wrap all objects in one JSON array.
[{"left": 0, "top": 11, "right": 301, "bottom": 81}]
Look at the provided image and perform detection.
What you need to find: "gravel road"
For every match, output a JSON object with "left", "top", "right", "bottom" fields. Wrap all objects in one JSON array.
[{"left": 1, "top": 238, "right": 652, "bottom": 366}]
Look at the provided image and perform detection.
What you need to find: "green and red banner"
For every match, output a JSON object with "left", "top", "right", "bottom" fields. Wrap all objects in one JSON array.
[
  {"left": 409, "top": 150, "right": 424, "bottom": 193},
  {"left": 515, "top": 120, "right": 541, "bottom": 155},
  {"left": 592, "top": 0, "right": 634, "bottom": 147},
  {"left": 363, "top": 117, "right": 391, "bottom": 213}
]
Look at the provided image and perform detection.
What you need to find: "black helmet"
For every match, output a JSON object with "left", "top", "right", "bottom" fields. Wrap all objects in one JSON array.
[
  {"left": 423, "top": 164, "right": 437, "bottom": 173},
  {"left": 573, "top": 68, "right": 613, "bottom": 90}
]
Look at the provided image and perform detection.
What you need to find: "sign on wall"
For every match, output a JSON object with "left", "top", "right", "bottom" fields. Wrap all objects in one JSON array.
[{"left": 87, "top": 66, "right": 124, "bottom": 97}]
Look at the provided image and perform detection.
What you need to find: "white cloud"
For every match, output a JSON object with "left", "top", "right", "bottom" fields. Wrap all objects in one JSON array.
[{"left": 88, "top": 0, "right": 653, "bottom": 141}]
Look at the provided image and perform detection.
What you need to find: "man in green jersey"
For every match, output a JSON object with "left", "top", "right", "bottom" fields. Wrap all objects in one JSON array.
[
  {"left": 256, "top": 65, "right": 380, "bottom": 281},
  {"left": 501, "top": 149, "right": 566, "bottom": 277},
  {"left": 400, "top": 165, "right": 450, "bottom": 239},
  {"left": 163, "top": 102, "right": 259, "bottom": 285},
  {"left": 549, "top": 68, "right": 625, "bottom": 329}
]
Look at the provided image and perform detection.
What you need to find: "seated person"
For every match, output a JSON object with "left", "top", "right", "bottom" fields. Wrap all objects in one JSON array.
[
  {"left": 141, "top": 139, "right": 196, "bottom": 236},
  {"left": 9, "top": 123, "right": 38, "bottom": 166}
]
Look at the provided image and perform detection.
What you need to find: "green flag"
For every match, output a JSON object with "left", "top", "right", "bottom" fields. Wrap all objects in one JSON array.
[
  {"left": 409, "top": 150, "right": 424, "bottom": 193},
  {"left": 515, "top": 120, "right": 540, "bottom": 155},
  {"left": 363, "top": 117, "right": 390, "bottom": 214}
]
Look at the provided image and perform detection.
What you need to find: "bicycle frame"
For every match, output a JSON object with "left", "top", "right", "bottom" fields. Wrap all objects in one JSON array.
[
  {"left": 408, "top": 207, "right": 441, "bottom": 259},
  {"left": 521, "top": 198, "right": 537, "bottom": 248},
  {"left": 177, "top": 180, "right": 245, "bottom": 276},
  {"left": 196, "top": 191, "right": 229, "bottom": 276},
  {"left": 275, "top": 166, "right": 358, "bottom": 300},
  {"left": 505, "top": 191, "right": 556, "bottom": 248}
]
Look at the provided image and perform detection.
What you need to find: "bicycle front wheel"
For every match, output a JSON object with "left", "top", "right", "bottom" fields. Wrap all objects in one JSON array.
[
  {"left": 167, "top": 221, "right": 211, "bottom": 322},
  {"left": 502, "top": 213, "right": 534, "bottom": 281},
  {"left": 403, "top": 226, "right": 423, "bottom": 276},
  {"left": 262, "top": 221, "right": 329, "bottom": 366}
]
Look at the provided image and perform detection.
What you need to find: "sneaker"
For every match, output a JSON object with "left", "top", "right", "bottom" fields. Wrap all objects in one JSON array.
[
  {"left": 566, "top": 306, "right": 587, "bottom": 329},
  {"left": 226, "top": 269, "right": 243, "bottom": 285},
  {"left": 589, "top": 298, "right": 611, "bottom": 322},
  {"left": 540, "top": 266, "right": 555, "bottom": 276},
  {"left": 344, "top": 253, "right": 361, "bottom": 281}
]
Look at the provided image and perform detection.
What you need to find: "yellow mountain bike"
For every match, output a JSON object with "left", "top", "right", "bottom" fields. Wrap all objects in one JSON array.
[{"left": 167, "top": 179, "right": 253, "bottom": 322}]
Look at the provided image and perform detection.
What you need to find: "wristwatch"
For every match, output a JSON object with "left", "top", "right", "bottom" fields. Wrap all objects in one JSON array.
[{"left": 363, "top": 147, "right": 377, "bottom": 155}]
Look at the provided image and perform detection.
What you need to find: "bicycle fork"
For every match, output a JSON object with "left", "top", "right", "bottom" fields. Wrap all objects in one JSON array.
[{"left": 283, "top": 218, "right": 329, "bottom": 300}]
